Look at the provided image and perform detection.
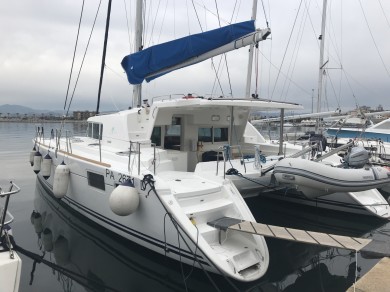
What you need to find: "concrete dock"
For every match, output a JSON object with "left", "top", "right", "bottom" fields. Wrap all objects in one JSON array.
[{"left": 347, "top": 257, "right": 390, "bottom": 292}]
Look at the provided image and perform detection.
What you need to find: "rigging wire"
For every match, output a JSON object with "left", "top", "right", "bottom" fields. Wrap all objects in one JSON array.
[
  {"left": 191, "top": 0, "right": 203, "bottom": 29},
  {"left": 259, "top": 0, "right": 269, "bottom": 27},
  {"left": 156, "top": 0, "right": 169, "bottom": 44},
  {"left": 270, "top": 0, "right": 304, "bottom": 101},
  {"left": 63, "top": 0, "right": 85, "bottom": 111},
  {"left": 211, "top": 58, "right": 226, "bottom": 97},
  {"left": 378, "top": 0, "right": 390, "bottom": 29},
  {"left": 258, "top": 50, "right": 312, "bottom": 96},
  {"left": 214, "top": 0, "right": 233, "bottom": 96},
  {"left": 141, "top": 175, "right": 240, "bottom": 292},
  {"left": 190, "top": 0, "right": 225, "bottom": 97},
  {"left": 358, "top": 0, "right": 390, "bottom": 79},
  {"left": 65, "top": 0, "right": 103, "bottom": 117},
  {"left": 280, "top": 1, "right": 308, "bottom": 101},
  {"left": 327, "top": 71, "right": 342, "bottom": 109},
  {"left": 284, "top": 4, "right": 311, "bottom": 101},
  {"left": 123, "top": 0, "right": 132, "bottom": 52},
  {"left": 146, "top": 0, "right": 162, "bottom": 48},
  {"left": 191, "top": 0, "right": 232, "bottom": 25},
  {"left": 229, "top": 0, "right": 239, "bottom": 23}
]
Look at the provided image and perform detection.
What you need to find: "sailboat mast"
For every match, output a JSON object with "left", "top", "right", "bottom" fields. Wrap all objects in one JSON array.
[
  {"left": 132, "top": 0, "right": 143, "bottom": 108},
  {"left": 96, "top": 0, "right": 112, "bottom": 115},
  {"left": 245, "top": 0, "right": 258, "bottom": 99},
  {"left": 315, "top": 0, "right": 328, "bottom": 132}
]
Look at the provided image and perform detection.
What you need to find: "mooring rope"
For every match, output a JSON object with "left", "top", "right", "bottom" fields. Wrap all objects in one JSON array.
[{"left": 141, "top": 174, "right": 240, "bottom": 292}]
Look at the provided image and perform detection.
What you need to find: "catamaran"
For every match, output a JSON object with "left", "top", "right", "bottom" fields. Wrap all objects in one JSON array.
[{"left": 30, "top": 0, "right": 280, "bottom": 282}]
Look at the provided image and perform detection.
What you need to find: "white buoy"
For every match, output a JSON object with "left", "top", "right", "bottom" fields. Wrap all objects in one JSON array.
[
  {"left": 54, "top": 235, "right": 70, "bottom": 266},
  {"left": 33, "top": 151, "right": 42, "bottom": 174},
  {"left": 53, "top": 162, "right": 70, "bottom": 198},
  {"left": 42, "top": 228, "right": 54, "bottom": 252},
  {"left": 109, "top": 179, "right": 139, "bottom": 216},
  {"left": 33, "top": 212, "right": 43, "bottom": 234},
  {"left": 29, "top": 146, "right": 36, "bottom": 166},
  {"left": 41, "top": 153, "right": 52, "bottom": 179}
]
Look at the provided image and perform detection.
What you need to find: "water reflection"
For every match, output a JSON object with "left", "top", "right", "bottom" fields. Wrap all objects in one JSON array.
[{"left": 27, "top": 177, "right": 387, "bottom": 292}]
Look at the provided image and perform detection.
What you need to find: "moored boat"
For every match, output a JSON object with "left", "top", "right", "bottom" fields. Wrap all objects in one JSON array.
[
  {"left": 0, "top": 181, "right": 22, "bottom": 292},
  {"left": 28, "top": 0, "right": 291, "bottom": 281},
  {"left": 273, "top": 158, "right": 390, "bottom": 198}
]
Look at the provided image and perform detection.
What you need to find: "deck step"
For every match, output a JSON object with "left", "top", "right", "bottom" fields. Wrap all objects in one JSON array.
[{"left": 181, "top": 197, "right": 233, "bottom": 215}]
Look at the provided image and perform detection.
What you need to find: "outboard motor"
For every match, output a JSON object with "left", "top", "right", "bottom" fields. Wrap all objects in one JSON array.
[
  {"left": 344, "top": 146, "right": 370, "bottom": 168},
  {"left": 309, "top": 134, "right": 328, "bottom": 152}
]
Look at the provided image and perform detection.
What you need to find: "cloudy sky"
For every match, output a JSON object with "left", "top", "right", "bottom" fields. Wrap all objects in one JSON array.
[{"left": 1, "top": 0, "right": 389, "bottom": 113}]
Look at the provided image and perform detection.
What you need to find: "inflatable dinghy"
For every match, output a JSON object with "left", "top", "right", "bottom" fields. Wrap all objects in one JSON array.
[{"left": 273, "top": 158, "right": 390, "bottom": 198}]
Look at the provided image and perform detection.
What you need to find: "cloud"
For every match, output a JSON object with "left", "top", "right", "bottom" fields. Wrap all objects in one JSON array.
[{"left": 1, "top": 0, "right": 389, "bottom": 112}]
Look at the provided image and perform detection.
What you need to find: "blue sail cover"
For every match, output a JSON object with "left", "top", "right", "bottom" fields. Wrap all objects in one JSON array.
[{"left": 121, "top": 20, "right": 255, "bottom": 84}]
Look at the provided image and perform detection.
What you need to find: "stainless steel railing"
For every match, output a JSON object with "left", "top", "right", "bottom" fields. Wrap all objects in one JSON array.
[
  {"left": 0, "top": 182, "right": 21, "bottom": 235},
  {"left": 128, "top": 141, "right": 157, "bottom": 176}
]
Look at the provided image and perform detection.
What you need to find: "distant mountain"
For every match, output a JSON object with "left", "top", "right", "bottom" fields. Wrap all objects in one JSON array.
[{"left": 0, "top": 104, "right": 66, "bottom": 115}]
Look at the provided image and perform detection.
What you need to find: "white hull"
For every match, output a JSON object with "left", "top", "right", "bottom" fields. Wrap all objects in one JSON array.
[
  {"left": 258, "top": 189, "right": 390, "bottom": 219},
  {"left": 0, "top": 248, "right": 21, "bottom": 292},
  {"left": 34, "top": 141, "right": 269, "bottom": 282},
  {"left": 0, "top": 182, "right": 22, "bottom": 292},
  {"left": 31, "top": 179, "right": 225, "bottom": 291}
]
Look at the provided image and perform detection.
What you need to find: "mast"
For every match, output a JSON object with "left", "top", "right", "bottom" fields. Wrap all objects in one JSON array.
[
  {"left": 315, "top": 0, "right": 328, "bottom": 132},
  {"left": 96, "top": 0, "right": 112, "bottom": 115},
  {"left": 132, "top": 0, "right": 143, "bottom": 108},
  {"left": 245, "top": 0, "right": 258, "bottom": 99}
]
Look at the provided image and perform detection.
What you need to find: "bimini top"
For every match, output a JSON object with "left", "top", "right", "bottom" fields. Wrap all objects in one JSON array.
[
  {"left": 153, "top": 97, "right": 303, "bottom": 111},
  {"left": 121, "top": 21, "right": 256, "bottom": 84}
]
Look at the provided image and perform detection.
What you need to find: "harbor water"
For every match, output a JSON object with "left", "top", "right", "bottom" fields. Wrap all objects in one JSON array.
[{"left": 1, "top": 122, "right": 390, "bottom": 292}]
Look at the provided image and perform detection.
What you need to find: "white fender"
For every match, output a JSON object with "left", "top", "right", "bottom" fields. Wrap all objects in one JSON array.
[
  {"left": 42, "top": 228, "right": 54, "bottom": 252},
  {"left": 32, "top": 212, "right": 43, "bottom": 234},
  {"left": 53, "top": 235, "right": 70, "bottom": 266},
  {"left": 53, "top": 162, "right": 70, "bottom": 198},
  {"left": 33, "top": 152, "right": 42, "bottom": 174},
  {"left": 41, "top": 153, "right": 52, "bottom": 180},
  {"left": 109, "top": 179, "right": 139, "bottom": 216},
  {"left": 29, "top": 147, "right": 36, "bottom": 166}
]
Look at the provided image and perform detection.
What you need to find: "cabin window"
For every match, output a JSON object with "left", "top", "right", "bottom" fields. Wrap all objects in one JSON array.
[
  {"left": 87, "top": 171, "right": 105, "bottom": 190},
  {"left": 198, "top": 127, "right": 228, "bottom": 143},
  {"left": 87, "top": 124, "right": 93, "bottom": 137},
  {"left": 164, "top": 117, "right": 181, "bottom": 150},
  {"left": 151, "top": 126, "right": 161, "bottom": 146},
  {"left": 87, "top": 122, "right": 103, "bottom": 140},
  {"left": 214, "top": 128, "right": 228, "bottom": 142},
  {"left": 198, "top": 128, "right": 212, "bottom": 142}
]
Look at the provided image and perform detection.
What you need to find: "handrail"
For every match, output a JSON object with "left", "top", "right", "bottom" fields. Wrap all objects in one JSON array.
[
  {"left": 128, "top": 141, "right": 157, "bottom": 176},
  {"left": 0, "top": 182, "right": 21, "bottom": 236},
  {"left": 260, "top": 143, "right": 318, "bottom": 175},
  {"left": 313, "top": 140, "right": 354, "bottom": 162},
  {"left": 215, "top": 144, "right": 246, "bottom": 179}
]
